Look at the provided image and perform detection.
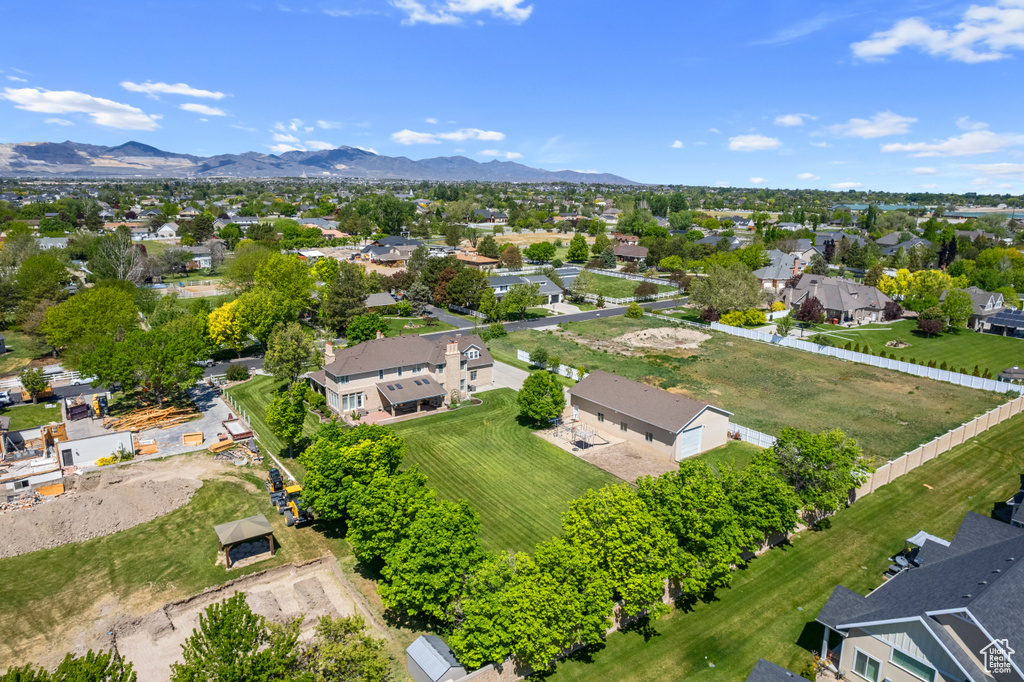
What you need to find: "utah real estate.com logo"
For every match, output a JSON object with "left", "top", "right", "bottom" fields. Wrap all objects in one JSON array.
[{"left": 980, "top": 639, "right": 1014, "bottom": 676}]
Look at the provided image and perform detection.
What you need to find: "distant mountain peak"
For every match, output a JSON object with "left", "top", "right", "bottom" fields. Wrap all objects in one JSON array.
[{"left": 0, "top": 140, "right": 638, "bottom": 183}]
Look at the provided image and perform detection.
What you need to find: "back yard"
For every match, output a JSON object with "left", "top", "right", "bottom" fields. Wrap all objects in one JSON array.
[
  {"left": 0, "top": 330, "right": 53, "bottom": 377},
  {"left": 587, "top": 273, "right": 676, "bottom": 299},
  {"left": 487, "top": 317, "right": 1005, "bottom": 462},
  {"left": 545, "top": 401, "right": 1024, "bottom": 680},
  {"left": 391, "top": 389, "right": 621, "bottom": 552},
  {"left": 806, "top": 319, "right": 1024, "bottom": 377}
]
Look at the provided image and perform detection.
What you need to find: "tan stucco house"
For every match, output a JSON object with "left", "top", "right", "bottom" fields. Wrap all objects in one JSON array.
[
  {"left": 308, "top": 334, "right": 493, "bottom": 418},
  {"left": 568, "top": 370, "right": 731, "bottom": 461}
]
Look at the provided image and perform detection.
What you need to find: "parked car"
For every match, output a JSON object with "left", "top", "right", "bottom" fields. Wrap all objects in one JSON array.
[
  {"left": 194, "top": 358, "right": 217, "bottom": 368},
  {"left": 0, "top": 391, "right": 10, "bottom": 406},
  {"left": 70, "top": 375, "right": 97, "bottom": 386}
]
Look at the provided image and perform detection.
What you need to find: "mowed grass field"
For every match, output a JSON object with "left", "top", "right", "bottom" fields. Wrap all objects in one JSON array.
[
  {"left": 808, "top": 319, "right": 1024, "bottom": 377},
  {"left": 226, "top": 375, "right": 325, "bottom": 479},
  {"left": 487, "top": 317, "right": 1006, "bottom": 462},
  {"left": 0, "top": 330, "right": 51, "bottom": 377},
  {"left": 544, "top": 412, "right": 1024, "bottom": 680},
  {"left": 1, "top": 402, "right": 63, "bottom": 430},
  {"left": 588, "top": 273, "right": 675, "bottom": 299},
  {"left": 391, "top": 389, "right": 621, "bottom": 552},
  {"left": 383, "top": 316, "right": 456, "bottom": 336},
  {"left": 0, "top": 471, "right": 344, "bottom": 664}
]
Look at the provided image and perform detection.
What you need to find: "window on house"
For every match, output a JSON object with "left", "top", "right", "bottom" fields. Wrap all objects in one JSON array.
[
  {"left": 466, "top": 349, "right": 480, "bottom": 359},
  {"left": 620, "top": 421, "right": 627, "bottom": 432},
  {"left": 460, "top": 379, "right": 466, "bottom": 392},
  {"left": 414, "top": 364, "right": 422, "bottom": 374},
  {"left": 341, "top": 392, "right": 364, "bottom": 412},
  {"left": 645, "top": 432, "right": 653, "bottom": 442},
  {"left": 378, "top": 369, "right": 384, "bottom": 380},
  {"left": 852, "top": 650, "right": 880, "bottom": 682},
  {"left": 13, "top": 480, "right": 29, "bottom": 490},
  {"left": 597, "top": 412, "right": 604, "bottom": 422},
  {"left": 470, "top": 370, "right": 477, "bottom": 381},
  {"left": 327, "top": 390, "right": 340, "bottom": 410},
  {"left": 437, "top": 363, "right": 445, "bottom": 372},
  {"left": 397, "top": 367, "right": 403, "bottom": 377},
  {"left": 890, "top": 650, "right": 935, "bottom": 682},
  {"left": 340, "top": 375, "right": 349, "bottom": 385}
]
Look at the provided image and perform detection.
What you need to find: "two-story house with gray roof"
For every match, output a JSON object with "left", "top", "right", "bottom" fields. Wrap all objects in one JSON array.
[
  {"left": 787, "top": 274, "right": 892, "bottom": 323},
  {"left": 308, "top": 334, "right": 493, "bottom": 418},
  {"left": 817, "top": 512, "right": 1024, "bottom": 682}
]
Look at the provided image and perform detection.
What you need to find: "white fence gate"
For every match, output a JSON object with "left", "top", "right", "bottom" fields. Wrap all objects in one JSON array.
[
  {"left": 728, "top": 422, "right": 778, "bottom": 448},
  {"left": 710, "top": 322, "right": 1024, "bottom": 395}
]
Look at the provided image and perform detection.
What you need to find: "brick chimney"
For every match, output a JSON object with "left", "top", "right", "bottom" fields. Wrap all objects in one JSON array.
[
  {"left": 444, "top": 340, "right": 461, "bottom": 402},
  {"left": 325, "top": 342, "right": 335, "bottom": 363}
]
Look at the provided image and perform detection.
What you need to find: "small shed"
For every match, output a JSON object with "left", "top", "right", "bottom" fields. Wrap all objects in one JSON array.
[
  {"left": 365, "top": 292, "right": 398, "bottom": 309},
  {"left": 213, "top": 514, "right": 275, "bottom": 568},
  {"left": 998, "top": 366, "right": 1024, "bottom": 384},
  {"left": 406, "top": 635, "right": 466, "bottom": 682}
]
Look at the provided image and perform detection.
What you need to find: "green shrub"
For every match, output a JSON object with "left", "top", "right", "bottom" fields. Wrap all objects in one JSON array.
[
  {"left": 844, "top": 341, "right": 852, "bottom": 350},
  {"left": 939, "top": 361, "right": 948, "bottom": 370},
  {"left": 225, "top": 364, "right": 250, "bottom": 381},
  {"left": 625, "top": 302, "right": 644, "bottom": 319},
  {"left": 487, "top": 321, "right": 507, "bottom": 339}
]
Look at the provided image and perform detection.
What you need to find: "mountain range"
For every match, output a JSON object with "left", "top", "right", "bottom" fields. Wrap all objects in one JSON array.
[{"left": 0, "top": 141, "right": 637, "bottom": 184}]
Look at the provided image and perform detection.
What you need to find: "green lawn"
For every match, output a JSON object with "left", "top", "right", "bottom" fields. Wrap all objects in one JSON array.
[
  {"left": 488, "top": 318, "right": 1005, "bottom": 463},
  {"left": 0, "top": 330, "right": 51, "bottom": 377},
  {"left": 0, "top": 472, "right": 346, "bottom": 663},
  {"left": 695, "top": 440, "right": 762, "bottom": 473},
  {"left": 391, "top": 389, "right": 621, "bottom": 552},
  {"left": 806, "top": 319, "right": 1024, "bottom": 377},
  {"left": 383, "top": 316, "right": 456, "bottom": 336},
  {"left": 545, "top": 412, "right": 1024, "bottom": 680},
  {"left": 226, "top": 375, "right": 325, "bottom": 479},
  {"left": 588, "top": 273, "right": 675, "bottom": 299},
  {"left": 1, "top": 402, "right": 62, "bottom": 430},
  {"left": 161, "top": 269, "right": 224, "bottom": 284},
  {"left": 168, "top": 293, "right": 237, "bottom": 310}
]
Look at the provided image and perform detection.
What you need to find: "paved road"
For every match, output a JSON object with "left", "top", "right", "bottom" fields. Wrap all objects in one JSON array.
[
  {"left": 420, "top": 298, "right": 685, "bottom": 341},
  {"left": 424, "top": 304, "right": 474, "bottom": 328},
  {"left": 203, "top": 356, "right": 264, "bottom": 378}
]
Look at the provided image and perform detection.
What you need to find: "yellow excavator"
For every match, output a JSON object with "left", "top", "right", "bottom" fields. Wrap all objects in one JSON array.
[{"left": 276, "top": 484, "right": 314, "bottom": 527}]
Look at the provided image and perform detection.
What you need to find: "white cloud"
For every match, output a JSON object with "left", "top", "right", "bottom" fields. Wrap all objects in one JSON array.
[
  {"left": 425, "top": 117, "right": 438, "bottom": 124},
  {"left": 2, "top": 87, "right": 160, "bottom": 130},
  {"left": 356, "top": 146, "right": 378, "bottom": 154},
  {"left": 304, "top": 140, "right": 335, "bottom": 150},
  {"left": 911, "top": 166, "right": 937, "bottom": 174},
  {"left": 881, "top": 130, "right": 1024, "bottom": 156},
  {"left": 851, "top": 1, "right": 1024, "bottom": 64},
  {"left": 391, "top": 129, "right": 441, "bottom": 144},
  {"left": 797, "top": 172, "right": 820, "bottom": 180},
  {"left": 479, "top": 149, "right": 523, "bottom": 159},
  {"left": 269, "top": 143, "right": 304, "bottom": 153},
  {"left": 956, "top": 116, "right": 989, "bottom": 131},
  {"left": 830, "top": 181, "right": 863, "bottom": 189},
  {"left": 826, "top": 111, "right": 917, "bottom": 138},
  {"left": 671, "top": 140, "right": 684, "bottom": 149},
  {"left": 272, "top": 131, "right": 301, "bottom": 143},
  {"left": 44, "top": 117, "right": 73, "bottom": 126},
  {"left": 180, "top": 103, "right": 226, "bottom": 116},
  {"left": 708, "top": 127, "right": 721, "bottom": 134},
  {"left": 695, "top": 141, "right": 707, "bottom": 146},
  {"left": 728, "top": 134, "right": 782, "bottom": 151},
  {"left": 392, "top": 0, "right": 532, "bottom": 25},
  {"left": 6, "top": 75, "right": 27, "bottom": 83},
  {"left": 749, "top": 177, "right": 767, "bottom": 184},
  {"left": 275, "top": 119, "right": 304, "bottom": 132},
  {"left": 810, "top": 141, "right": 832, "bottom": 148},
  {"left": 317, "top": 120, "right": 343, "bottom": 129},
  {"left": 774, "top": 113, "right": 815, "bottom": 127},
  {"left": 964, "top": 162, "right": 1024, "bottom": 177},
  {"left": 231, "top": 124, "right": 258, "bottom": 133},
  {"left": 391, "top": 127, "right": 504, "bottom": 144},
  {"left": 120, "top": 81, "right": 225, "bottom": 99}
]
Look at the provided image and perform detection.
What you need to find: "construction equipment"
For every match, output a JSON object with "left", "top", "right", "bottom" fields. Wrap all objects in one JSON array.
[
  {"left": 266, "top": 468, "right": 284, "bottom": 494},
  {"left": 93, "top": 394, "right": 108, "bottom": 418},
  {"left": 276, "top": 484, "right": 314, "bottom": 527}
]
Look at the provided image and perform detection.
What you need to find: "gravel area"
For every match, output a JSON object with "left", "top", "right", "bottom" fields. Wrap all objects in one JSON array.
[{"left": 0, "top": 469, "right": 201, "bottom": 559}]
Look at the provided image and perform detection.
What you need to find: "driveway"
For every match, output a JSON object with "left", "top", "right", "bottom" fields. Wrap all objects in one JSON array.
[
  {"left": 203, "top": 356, "right": 263, "bottom": 378},
  {"left": 425, "top": 305, "right": 474, "bottom": 329},
  {"left": 491, "top": 361, "right": 530, "bottom": 391}
]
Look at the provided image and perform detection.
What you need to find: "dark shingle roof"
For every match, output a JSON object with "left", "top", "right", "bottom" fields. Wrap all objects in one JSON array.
[
  {"left": 376, "top": 376, "right": 447, "bottom": 405},
  {"left": 745, "top": 658, "right": 801, "bottom": 682},
  {"left": 569, "top": 370, "right": 730, "bottom": 433},
  {"left": 326, "top": 334, "right": 491, "bottom": 376}
]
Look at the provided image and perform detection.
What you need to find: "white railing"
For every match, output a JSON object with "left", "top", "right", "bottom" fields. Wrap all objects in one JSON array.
[
  {"left": 516, "top": 349, "right": 588, "bottom": 381},
  {"left": 710, "top": 322, "right": 1024, "bottom": 394},
  {"left": 728, "top": 422, "right": 777, "bottom": 448},
  {"left": 581, "top": 289, "right": 679, "bottom": 305},
  {"left": 643, "top": 311, "right": 709, "bottom": 329},
  {"left": 447, "top": 304, "right": 487, "bottom": 319}
]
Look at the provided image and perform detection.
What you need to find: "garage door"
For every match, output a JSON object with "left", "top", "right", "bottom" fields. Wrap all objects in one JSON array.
[{"left": 675, "top": 426, "right": 704, "bottom": 461}]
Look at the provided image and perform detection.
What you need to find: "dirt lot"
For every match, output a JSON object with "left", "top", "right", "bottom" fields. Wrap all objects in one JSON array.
[
  {"left": 111, "top": 558, "right": 382, "bottom": 682},
  {"left": 534, "top": 430, "right": 678, "bottom": 483},
  {"left": 613, "top": 327, "right": 711, "bottom": 352},
  {"left": 0, "top": 458, "right": 227, "bottom": 559}
]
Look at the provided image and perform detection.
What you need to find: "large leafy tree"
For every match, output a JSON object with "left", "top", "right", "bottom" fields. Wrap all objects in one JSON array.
[
  {"left": 687, "top": 262, "right": 765, "bottom": 313},
  {"left": 297, "top": 615, "right": 392, "bottom": 682},
  {"left": 497, "top": 244, "right": 522, "bottom": 270},
  {"left": 2, "top": 650, "right": 137, "bottom": 681},
  {"left": 42, "top": 283, "right": 139, "bottom": 352},
  {"left": 347, "top": 468, "right": 436, "bottom": 565},
  {"left": 561, "top": 484, "right": 675, "bottom": 616},
  {"left": 379, "top": 499, "right": 485, "bottom": 621},
  {"left": 941, "top": 288, "right": 974, "bottom": 329},
  {"left": 345, "top": 313, "right": 389, "bottom": 346},
  {"left": 208, "top": 300, "right": 246, "bottom": 355},
  {"left": 770, "top": 428, "right": 865, "bottom": 519},
  {"left": 299, "top": 423, "right": 407, "bottom": 520},
  {"left": 517, "top": 371, "right": 566, "bottom": 424},
  {"left": 254, "top": 253, "right": 314, "bottom": 316},
  {"left": 502, "top": 282, "right": 541, "bottom": 320},
  {"left": 15, "top": 253, "right": 70, "bottom": 322},
  {"left": 321, "top": 262, "right": 367, "bottom": 335},
  {"left": 720, "top": 456, "right": 801, "bottom": 548},
  {"left": 170, "top": 593, "right": 299, "bottom": 682},
  {"left": 445, "top": 268, "right": 487, "bottom": 308},
  {"left": 223, "top": 242, "right": 274, "bottom": 291},
  {"left": 263, "top": 322, "right": 321, "bottom": 387},
  {"left": 265, "top": 386, "right": 307, "bottom": 457},
  {"left": 636, "top": 461, "right": 745, "bottom": 599},
  {"left": 235, "top": 287, "right": 292, "bottom": 350},
  {"left": 566, "top": 233, "right": 589, "bottom": 262}
]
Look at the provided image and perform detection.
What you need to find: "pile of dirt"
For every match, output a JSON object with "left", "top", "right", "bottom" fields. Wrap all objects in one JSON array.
[
  {"left": 0, "top": 476, "right": 201, "bottom": 558},
  {"left": 613, "top": 326, "right": 711, "bottom": 351}
]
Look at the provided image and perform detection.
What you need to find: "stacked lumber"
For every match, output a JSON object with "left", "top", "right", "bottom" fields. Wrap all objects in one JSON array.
[
  {"left": 103, "top": 406, "right": 198, "bottom": 432},
  {"left": 208, "top": 438, "right": 235, "bottom": 453}
]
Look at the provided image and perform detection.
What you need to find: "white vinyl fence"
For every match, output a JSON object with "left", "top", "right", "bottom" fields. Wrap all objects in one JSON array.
[
  {"left": 728, "top": 422, "right": 777, "bottom": 448},
  {"left": 710, "top": 322, "right": 1024, "bottom": 395},
  {"left": 448, "top": 304, "right": 487, "bottom": 319},
  {"left": 516, "top": 349, "right": 588, "bottom": 381}
]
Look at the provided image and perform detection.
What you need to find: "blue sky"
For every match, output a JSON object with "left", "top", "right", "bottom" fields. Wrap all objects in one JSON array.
[{"left": 2, "top": 0, "right": 1024, "bottom": 191}]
